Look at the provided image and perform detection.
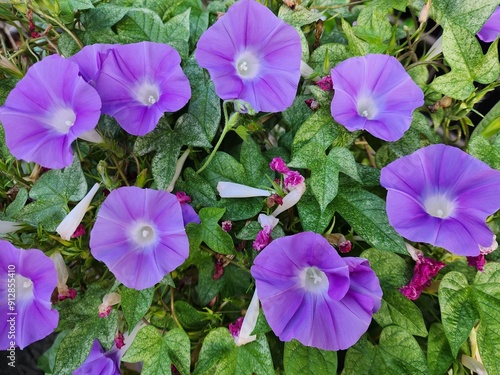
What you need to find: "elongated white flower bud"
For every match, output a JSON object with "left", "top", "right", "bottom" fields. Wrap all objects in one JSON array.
[
  {"left": 56, "top": 183, "right": 100, "bottom": 240},
  {"left": 235, "top": 290, "right": 259, "bottom": 346},
  {"left": 167, "top": 149, "right": 190, "bottom": 192},
  {"left": 272, "top": 181, "right": 306, "bottom": 217},
  {"left": 78, "top": 129, "right": 104, "bottom": 143},
  {"left": 0, "top": 220, "right": 22, "bottom": 234},
  {"left": 217, "top": 181, "right": 271, "bottom": 198}
]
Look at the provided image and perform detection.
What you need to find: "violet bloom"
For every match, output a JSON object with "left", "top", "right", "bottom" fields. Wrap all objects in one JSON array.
[
  {"left": 381, "top": 144, "right": 500, "bottom": 256},
  {"left": 90, "top": 187, "right": 189, "bottom": 290},
  {"left": 477, "top": 6, "right": 500, "bottom": 42},
  {"left": 176, "top": 192, "right": 200, "bottom": 226},
  {"left": 195, "top": 0, "right": 302, "bottom": 112},
  {"left": 0, "top": 55, "right": 101, "bottom": 169},
  {"left": 251, "top": 232, "right": 382, "bottom": 351},
  {"left": 330, "top": 54, "right": 424, "bottom": 142},
  {"left": 73, "top": 339, "right": 120, "bottom": 375},
  {"left": 94, "top": 42, "right": 191, "bottom": 136},
  {"left": 0, "top": 240, "right": 59, "bottom": 349}
]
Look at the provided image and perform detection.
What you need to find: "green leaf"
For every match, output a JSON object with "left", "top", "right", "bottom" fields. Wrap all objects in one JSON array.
[
  {"left": 473, "top": 263, "right": 500, "bottom": 375},
  {"left": 278, "top": 5, "right": 324, "bottom": 27},
  {"left": 361, "top": 248, "right": 412, "bottom": 288},
  {"left": 431, "top": 25, "right": 499, "bottom": 99},
  {"left": 184, "top": 55, "right": 222, "bottom": 142},
  {"left": 37, "top": 331, "right": 69, "bottom": 374},
  {"left": 309, "top": 43, "right": 352, "bottom": 72},
  {"left": 174, "top": 300, "right": 208, "bottom": 330},
  {"left": 341, "top": 18, "right": 369, "bottom": 56},
  {"left": 344, "top": 326, "right": 430, "bottom": 374},
  {"left": 284, "top": 340, "right": 337, "bottom": 375},
  {"left": 68, "top": 0, "right": 94, "bottom": 10},
  {"left": 198, "top": 207, "right": 235, "bottom": 254},
  {"left": 333, "top": 188, "right": 407, "bottom": 254},
  {"left": 430, "top": 0, "right": 498, "bottom": 34},
  {"left": 375, "top": 128, "right": 422, "bottom": 168},
  {"left": 5, "top": 188, "right": 28, "bottom": 218},
  {"left": 467, "top": 135, "right": 500, "bottom": 170},
  {"left": 115, "top": 9, "right": 168, "bottom": 43},
  {"left": 427, "top": 323, "right": 455, "bottom": 375},
  {"left": 354, "top": 4, "right": 392, "bottom": 50},
  {"left": 438, "top": 271, "right": 478, "bottom": 356},
  {"left": 240, "top": 138, "right": 273, "bottom": 187},
  {"left": 121, "top": 286, "right": 155, "bottom": 329},
  {"left": 164, "top": 9, "right": 191, "bottom": 59},
  {"left": 193, "top": 328, "right": 274, "bottom": 375},
  {"left": 134, "top": 116, "right": 210, "bottom": 190},
  {"left": 309, "top": 154, "right": 339, "bottom": 211},
  {"left": 292, "top": 109, "right": 339, "bottom": 154},
  {"left": 53, "top": 310, "right": 119, "bottom": 374},
  {"left": 297, "top": 187, "right": 335, "bottom": 233},
  {"left": 372, "top": 0, "right": 407, "bottom": 11},
  {"left": 373, "top": 289, "right": 428, "bottom": 337},
  {"left": 178, "top": 168, "right": 218, "bottom": 208},
  {"left": 81, "top": 4, "right": 128, "bottom": 29},
  {"left": 122, "top": 326, "right": 191, "bottom": 375},
  {"left": 16, "top": 158, "right": 87, "bottom": 231},
  {"left": 472, "top": 99, "right": 500, "bottom": 139}
]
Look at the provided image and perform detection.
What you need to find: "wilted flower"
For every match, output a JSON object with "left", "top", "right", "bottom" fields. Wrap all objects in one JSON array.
[
  {"left": 253, "top": 214, "right": 279, "bottom": 251},
  {"left": 221, "top": 220, "right": 232, "bottom": 232},
  {"left": 90, "top": 187, "right": 189, "bottom": 290},
  {"left": 0, "top": 240, "right": 59, "bottom": 349},
  {"left": 175, "top": 191, "right": 200, "bottom": 226},
  {"left": 0, "top": 55, "right": 102, "bottom": 169},
  {"left": 316, "top": 75, "right": 333, "bottom": 91},
  {"left": 50, "top": 251, "right": 77, "bottom": 301},
  {"left": 98, "top": 292, "right": 121, "bottom": 318},
  {"left": 330, "top": 54, "right": 424, "bottom": 141},
  {"left": 251, "top": 232, "right": 382, "bottom": 351},
  {"left": 466, "top": 235, "right": 498, "bottom": 272},
  {"left": 94, "top": 41, "right": 191, "bottom": 136},
  {"left": 477, "top": 6, "right": 500, "bottom": 42},
  {"left": 56, "top": 183, "right": 100, "bottom": 241},
  {"left": 269, "top": 157, "right": 289, "bottom": 174},
  {"left": 195, "top": 0, "right": 302, "bottom": 112},
  {"left": 381, "top": 144, "right": 500, "bottom": 256},
  {"left": 233, "top": 290, "right": 259, "bottom": 346}
]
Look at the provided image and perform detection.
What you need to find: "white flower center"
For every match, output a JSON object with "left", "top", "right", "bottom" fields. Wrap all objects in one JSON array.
[
  {"left": 357, "top": 96, "right": 378, "bottom": 120},
  {"left": 300, "top": 266, "right": 329, "bottom": 294},
  {"left": 16, "top": 274, "right": 34, "bottom": 301},
  {"left": 131, "top": 223, "right": 157, "bottom": 247},
  {"left": 136, "top": 82, "right": 160, "bottom": 106},
  {"left": 424, "top": 194, "right": 455, "bottom": 219},
  {"left": 52, "top": 108, "right": 76, "bottom": 133},
  {"left": 235, "top": 51, "right": 260, "bottom": 79}
]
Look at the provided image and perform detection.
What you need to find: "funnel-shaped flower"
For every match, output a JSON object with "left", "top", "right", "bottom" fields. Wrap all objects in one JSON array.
[
  {"left": 90, "top": 187, "right": 189, "bottom": 290},
  {"left": 0, "top": 55, "right": 102, "bottom": 169},
  {"left": 73, "top": 339, "right": 121, "bottom": 375},
  {"left": 94, "top": 42, "right": 191, "bottom": 136},
  {"left": 477, "top": 6, "right": 500, "bottom": 42},
  {"left": 330, "top": 54, "right": 424, "bottom": 142},
  {"left": 381, "top": 144, "right": 500, "bottom": 256},
  {"left": 68, "top": 43, "right": 113, "bottom": 85},
  {"left": 0, "top": 240, "right": 59, "bottom": 349},
  {"left": 195, "top": 0, "right": 302, "bottom": 112},
  {"left": 251, "top": 232, "right": 382, "bottom": 351}
]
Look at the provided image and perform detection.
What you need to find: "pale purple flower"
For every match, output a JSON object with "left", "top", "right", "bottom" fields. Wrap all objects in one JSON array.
[
  {"left": 90, "top": 187, "right": 189, "bottom": 290},
  {"left": 251, "top": 232, "right": 382, "bottom": 351},
  {"left": 195, "top": 0, "right": 302, "bottom": 112},
  {"left": 0, "top": 55, "right": 102, "bottom": 169},
  {"left": 381, "top": 144, "right": 500, "bottom": 256},
  {"left": 94, "top": 42, "right": 191, "bottom": 136},
  {"left": 176, "top": 192, "right": 200, "bottom": 226},
  {"left": 330, "top": 54, "right": 424, "bottom": 141},
  {"left": 0, "top": 240, "right": 59, "bottom": 349},
  {"left": 73, "top": 339, "right": 121, "bottom": 375},
  {"left": 477, "top": 6, "right": 500, "bottom": 42}
]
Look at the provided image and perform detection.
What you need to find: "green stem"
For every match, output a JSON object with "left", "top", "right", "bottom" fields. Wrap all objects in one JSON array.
[{"left": 197, "top": 101, "right": 238, "bottom": 174}]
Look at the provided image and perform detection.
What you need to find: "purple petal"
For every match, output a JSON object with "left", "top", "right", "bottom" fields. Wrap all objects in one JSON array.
[
  {"left": 195, "top": 0, "right": 301, "bottom": 112},
  {"left": 0, "top": 55, "right": 101, "bottom": 169},
  {"left": 68, "top": 44, "right": 114, "bottom": 84},
  {"left": 73, "top": 339, "right": 121, "bottom": 375},
  {"left": 95, "top": 42, "right": 191, "bottom": 136},
  {"left": 331, "top": 54, "right": 424, "bottom": 142},
  {"left": 477, "top": 6, "right": 500, "bottom": 42},
  {"left": 181, "top": 204, "right": 200, "bottom": 225},
  {"left": 90, "top": 187, "right": 189, "bottom": 290}
]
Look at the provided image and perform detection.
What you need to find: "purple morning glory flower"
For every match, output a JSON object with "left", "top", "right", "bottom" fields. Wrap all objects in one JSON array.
[
  {"left": 0, "top": 55, "right": 102, "bottom": 169},
  {"left": 195, "top": 0, "right": 302, "bottom": 113},
  {"left": 251, "top": 232, "right": 382, "bottom": 351},
  {"left": 0, "top": 240, "right": 59, "bottom": 349},
  {"left": 94, "top": 41, "right": 191, "bottom": 136},
  {"left": 68, "top": 43, "right": 114, "bottom": 85},
  {"left": 90, "top": 187, "right": 189, "bottom": 290},
  {"left": 381, "top": 144, "right": 500, "bottom": 256},
  {"left": 330, "top": 54, "right": 424, "bottom": 142},
  {"left": 477, "top": 6, "right": 500, "bottom": 42},
  {"left": 73, "top": 339, "right": 121, "bottom": 375}
]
